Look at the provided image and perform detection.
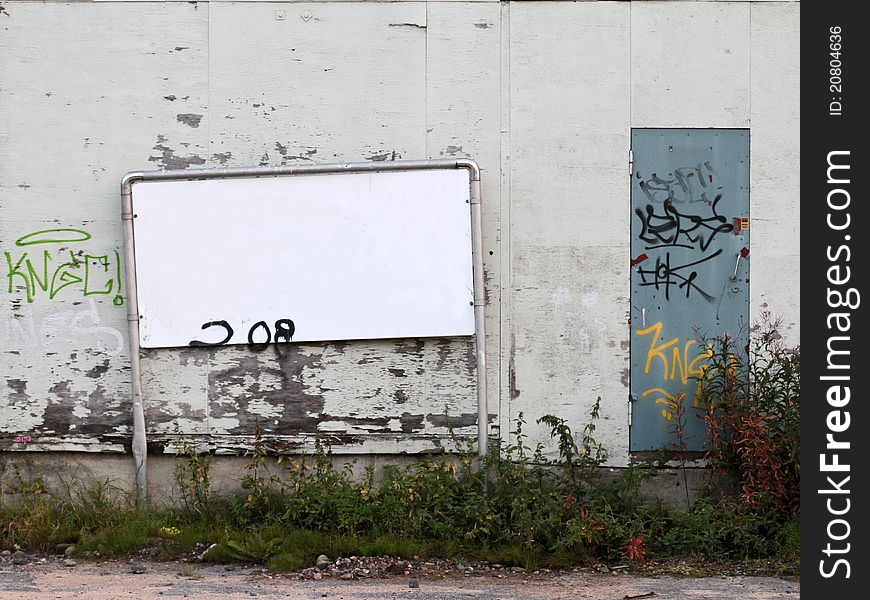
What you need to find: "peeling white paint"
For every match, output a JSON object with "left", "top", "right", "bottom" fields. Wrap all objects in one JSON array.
[
  {"left": 71, "top": 404, "right": 91, "bottom": 420},
  {"left": 246, "top": 399, "right": 285, "bottom": 421},
  {"left": 207, "top": 416, "right": 242, "bottom": 432},
  {"left": 0, "top": 1, "right": 799, "bottom": 467}
]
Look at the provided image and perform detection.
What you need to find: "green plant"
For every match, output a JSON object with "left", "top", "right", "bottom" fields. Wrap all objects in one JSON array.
[
  {"left": 267, "top": 551, "right": 306, "bottom": 571},
  {"left": 173, "top": 428, "right": 213, "bottom": 518},
  {"left": 0, "top": 490, "right": 57, "bottom": 551},
  {"left": 652, "top": 496, "right": 787, "bottom": 561},
  {"left": 75, "top": 514, "right": 156, "bottom": 556},
  {"left": 665, "top": 392, "right": 692, "bottom": 510},
  {"left": 278, "top": 435, "right": 362, "bottom": 533},
  {"left": 223, "top": 532, "right": 283, "bottom": 563},
  {"left": 0, "top": 470, "right": 138, "bottom": 552},
  {"left": 538, "top": 396, "right": 607, "bottom": 489},
  {"left": 0, "top": 398, "right": 798, "bottom": 572},
  {"left": 241, "top": 420, "right": 281, "bottom": 517},
  {"left": 59, "top": 475, "right": 130, "bottom": 533}
]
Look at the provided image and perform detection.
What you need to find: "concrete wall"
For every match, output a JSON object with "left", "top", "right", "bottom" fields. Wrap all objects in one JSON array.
[{"left": 0, "top": 1, "right": 799, "bottom": 470}]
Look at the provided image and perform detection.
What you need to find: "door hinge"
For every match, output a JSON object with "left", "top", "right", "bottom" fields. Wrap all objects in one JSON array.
[
  {"left": 628, "top": 148, "right": 634, "bottom": 177},
  {"left": 627, "top": 395, "right": 633, "bottom": 427}
]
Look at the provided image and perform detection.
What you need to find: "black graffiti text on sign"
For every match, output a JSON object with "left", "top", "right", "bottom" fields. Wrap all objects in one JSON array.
[{"left": 189, "top": 318, "right": 295, "bottom": 350}]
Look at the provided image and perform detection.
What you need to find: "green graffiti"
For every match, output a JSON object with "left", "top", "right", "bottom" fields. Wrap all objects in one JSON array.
[
  {"left": 83, "top": 251, "right": 125, "bottom": 304},
  {"left": 15, "top": 228, "right": 92, "bottom": 247},
  {"left": 114, "top": 250, "right": 124, "bottom": 306},
  {"left": 49, "top": 253, "right": 84, "bottom": 299},
  {"left": 5, "top": 252, "right": 31, "bottom": 296},
  {"left": 4, "top": 230, "right": 123, "bottom": 304}
]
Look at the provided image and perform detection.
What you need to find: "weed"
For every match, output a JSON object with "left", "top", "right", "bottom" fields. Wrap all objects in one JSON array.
[
  {"left": 240, "top": 420, "right": 281, "bottom": 517},
  {"left": 0, "top": 390, "right": 798, "bottom": 572},
  {"left": 622, "top": 536, "right": 646, "bottom": 562},
  {"left": 172, "top": 428, "right": 213, "bottom": 519},
  {"left": 696, "top": 312, "right": 800, "bottom": 515},
  {"left": 267, "top": 551, "right": 305, "bottom": 572},
  {"left": 665, "top": 393, "right": 692, "bottom": 510},
  {"left": 538, "top": 398, "right": 606, "bottom": 489},
  {"left": 223, "top": 532, "right": 283, "bottom": 563},
  {"left": 176, "top": 564, "right": 202, "bottom": 579}
]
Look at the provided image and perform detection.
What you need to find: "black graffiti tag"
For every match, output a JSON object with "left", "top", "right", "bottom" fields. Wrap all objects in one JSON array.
[
  {"left": 638, "top": 161, "right": 721, "bottom": 204},
  {"left": 636, "top": 250, "right": 722, "bottom": 301},
  {"left": 635, "top": 196, "right": 734, "bottom": 253}
]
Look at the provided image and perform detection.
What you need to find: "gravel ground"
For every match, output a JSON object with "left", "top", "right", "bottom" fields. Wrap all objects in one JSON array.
[{"left": 0, "top": 555, "right": 799, "bottom": 600}]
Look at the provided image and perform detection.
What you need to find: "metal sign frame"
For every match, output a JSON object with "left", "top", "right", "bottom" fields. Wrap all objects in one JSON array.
[{"left": 121, "top": 159, "right": 486, "bottom": 506}]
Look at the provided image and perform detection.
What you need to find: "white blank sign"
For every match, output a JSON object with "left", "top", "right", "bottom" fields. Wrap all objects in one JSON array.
[{"left": 131, "top": 169, "right": 474, "bottom": 348}]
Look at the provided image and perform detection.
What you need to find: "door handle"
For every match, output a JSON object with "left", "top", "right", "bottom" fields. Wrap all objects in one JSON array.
[{"left": 730, "top": 247, "right": 750, "bottom": 281}]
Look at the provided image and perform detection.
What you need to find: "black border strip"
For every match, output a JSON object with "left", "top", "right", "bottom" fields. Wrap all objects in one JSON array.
[{"left": 802, "top": 3, "right": 868, "bottom": 593}]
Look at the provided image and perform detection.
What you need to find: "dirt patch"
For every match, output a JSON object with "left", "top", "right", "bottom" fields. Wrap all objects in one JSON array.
[{"left": 2, "top": 558, "right": 799, "bottom": 600}]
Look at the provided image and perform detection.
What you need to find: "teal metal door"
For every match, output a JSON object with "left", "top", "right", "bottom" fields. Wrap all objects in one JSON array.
[{"left": 630, "top": 129, "right": 750, "bottom": 451}]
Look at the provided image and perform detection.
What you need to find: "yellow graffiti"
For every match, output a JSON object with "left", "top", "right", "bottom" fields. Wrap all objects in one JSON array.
[
  {"left": 641, "top": 389, "right": 687, "bottom": 421},
  {"left": 636, "top": 322, "right": 711, "bottom": 416},
  {"left": 636, "top": 322, "right": 708, "bottom": 386}
]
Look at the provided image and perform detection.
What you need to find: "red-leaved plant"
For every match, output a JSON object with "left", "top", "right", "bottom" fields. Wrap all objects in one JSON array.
[
  {"left": 622, "top": 536, "right": 646, "bottom": 562},
  {"left": 697, "top": 313, "right": 800, "bottom": 515}
]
